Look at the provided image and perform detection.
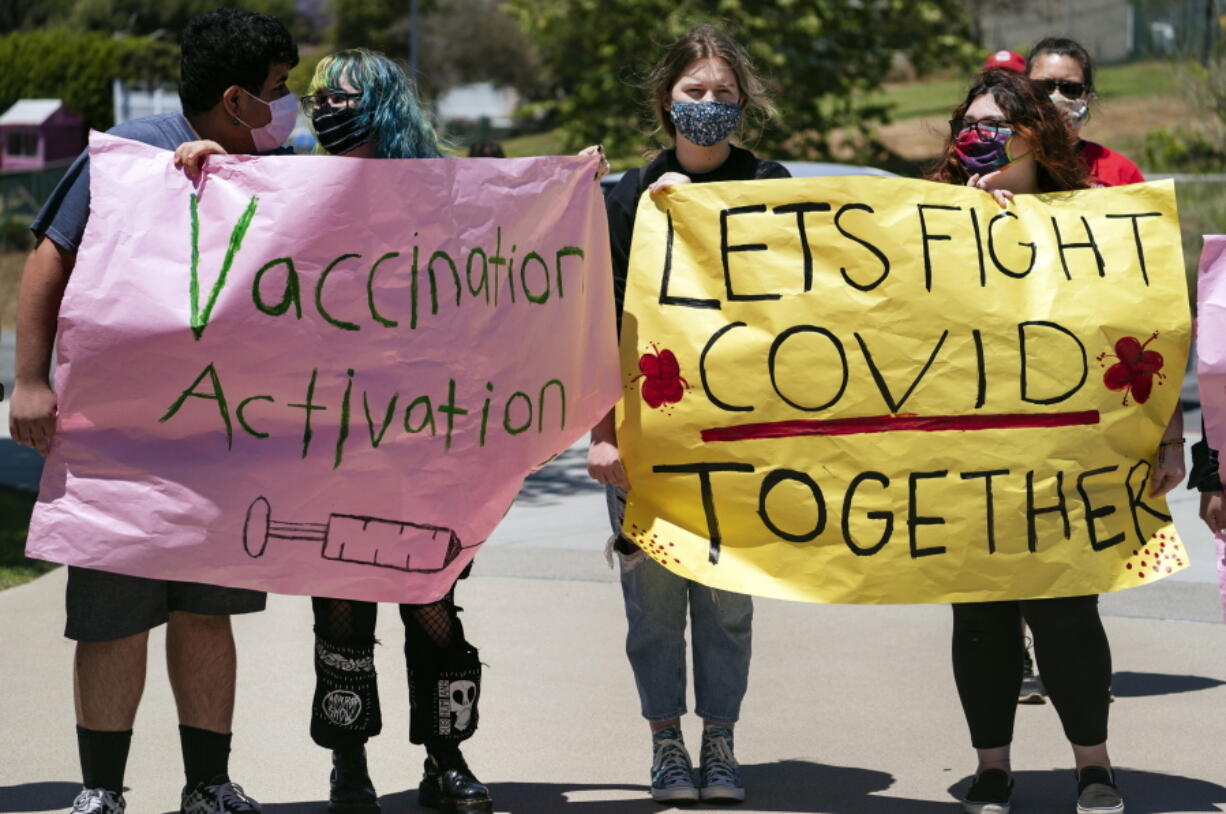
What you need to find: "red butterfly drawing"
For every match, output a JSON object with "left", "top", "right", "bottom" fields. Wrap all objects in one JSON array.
[
  {"left": 1098, "top": 332, "right": 1165, "bottom": 406},
  {"left": 632, "top": 343, "right": 689, "bottom": 409}
]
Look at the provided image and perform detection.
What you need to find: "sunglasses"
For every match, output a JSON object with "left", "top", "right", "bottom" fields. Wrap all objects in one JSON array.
[{"left": 1032, "top": 78, "right": 1088, "bottom": 98}]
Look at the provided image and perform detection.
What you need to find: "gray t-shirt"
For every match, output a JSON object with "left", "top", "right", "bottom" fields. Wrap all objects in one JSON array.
[{"left": 31, "top": 112, "right": 199, "bottom": 253}]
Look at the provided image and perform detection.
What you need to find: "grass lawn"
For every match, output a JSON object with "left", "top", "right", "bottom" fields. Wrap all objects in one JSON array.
[
  {"left": 0, "top": 485, "right": 54, "bottom": 590},
  {"left": 502, "top": 129, "right": 649, "bottom": 172},
  {"left": 502, "top": 129, "right": 567, "bottom": 158},
  {"left": 866, "top": 59, "right": 1180, "bottom": 122},
  {"left": 1175, "top": 179, "right": 1226, "bottom": 297},
  {"left": 1, "top": 250, "right": 21, "bottom": 329}
]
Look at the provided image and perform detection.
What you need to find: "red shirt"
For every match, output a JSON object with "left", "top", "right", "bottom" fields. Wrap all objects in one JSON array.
[{"left": 1078, "top": 140, "right": 1145, "bottom": 187}]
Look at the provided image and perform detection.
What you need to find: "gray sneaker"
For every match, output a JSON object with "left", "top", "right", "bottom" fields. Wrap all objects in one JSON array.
[
  {"left": 1076, "top": 766, "right": 1124, "bottom": 814},
  {"left": 699, "top": 726, "right": 745, "bottom": 803},
  {"left": 181, "top": 779, "right": 261, "bottom": 814},
  {"left": 1019, "top": 639, "right": 1047, "bottom": 705},
  {"left": 650, "top": 726, "right": 698, "bottom": 803},
  {"left": 69, "top": 788, "right": 125, "bottom": 814}
]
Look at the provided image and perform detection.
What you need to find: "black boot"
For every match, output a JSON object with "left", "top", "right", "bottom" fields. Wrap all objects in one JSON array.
[
  {"left": 328, "top": 747, "right": 380, "bottom": 814},
  {"left": 417, "top": 746, "right": 492, "bottom": 814}
]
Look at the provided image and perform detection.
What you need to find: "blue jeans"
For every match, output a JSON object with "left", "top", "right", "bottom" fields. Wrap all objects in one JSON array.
[{"left": 606, "top": 486, "right": 753, "bottom": 724}]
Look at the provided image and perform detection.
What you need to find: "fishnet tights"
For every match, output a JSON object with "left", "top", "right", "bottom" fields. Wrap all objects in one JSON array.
[
  {"left": 311, "top": 596, "right": 456, "bottom": 647},
  {"left": 400, "top": 601, "right": 455, "bottom": 647}
]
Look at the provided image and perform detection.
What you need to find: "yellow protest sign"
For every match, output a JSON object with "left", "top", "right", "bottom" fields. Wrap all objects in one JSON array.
[{"left": 617, "top": 177, "right": 1190, "bottom": 604}]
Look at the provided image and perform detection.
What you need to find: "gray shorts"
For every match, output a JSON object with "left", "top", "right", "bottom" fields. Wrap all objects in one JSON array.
[{"left": 65, "top": 566, "right": 266, "bottom": 642}]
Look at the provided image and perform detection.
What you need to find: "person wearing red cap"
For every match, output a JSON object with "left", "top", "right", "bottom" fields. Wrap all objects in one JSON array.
[{"left": 984, "top": 49, "right": 1026, "bottom": 73}]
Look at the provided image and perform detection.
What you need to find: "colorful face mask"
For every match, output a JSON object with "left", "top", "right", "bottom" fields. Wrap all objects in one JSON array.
[
  {"left": 311, "top": 104, "right": 372, "bottom": 155},
  {"left": 670, "top": 100, "right": 741, "bottom": 147},
  {"left": 1050, "top": 93, "right": 1090, "bottom": 130},
  {"left": 235, "top": 90, "right": 298, "bottom": 152},
  {"left": 954, "top": 126, "right": 1029, "bottom": 175}
]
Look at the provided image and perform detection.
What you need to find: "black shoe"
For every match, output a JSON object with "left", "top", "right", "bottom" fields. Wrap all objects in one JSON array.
[
  {"left": 418, "top": 748, "right": 492, "bottom": 814},
  {"left": 329, "top": 748, "right": 380, "bottom": 814},
  {"left": 1076, "top": 766, "right": 1124, "bottom": 814},
  {"left": 962, "top": 768, "right": 1012, "bottom": 814}
]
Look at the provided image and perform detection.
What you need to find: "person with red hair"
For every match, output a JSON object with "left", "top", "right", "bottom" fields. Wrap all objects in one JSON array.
[{"left": 929, "top": 68, "right": 1183, "bottom": 814}]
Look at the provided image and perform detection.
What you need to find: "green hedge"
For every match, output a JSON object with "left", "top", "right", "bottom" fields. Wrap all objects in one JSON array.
[{"left": 0, "top": 29, "right": 178, "bottom": 132}]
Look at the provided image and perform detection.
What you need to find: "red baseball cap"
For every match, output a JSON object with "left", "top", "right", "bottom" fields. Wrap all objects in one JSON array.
[{"left": 984, "top": 49, "right": 1026, "bottom": 73}]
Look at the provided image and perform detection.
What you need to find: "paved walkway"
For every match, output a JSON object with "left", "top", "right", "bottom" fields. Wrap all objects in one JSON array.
[{"left": 2, "top": 331, "right": 1226, "bottom": 813}]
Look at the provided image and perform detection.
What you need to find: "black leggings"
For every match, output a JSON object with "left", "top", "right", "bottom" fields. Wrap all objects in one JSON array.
[{"left": 951, "top": 595, "right": 1111, "bottom": 749}]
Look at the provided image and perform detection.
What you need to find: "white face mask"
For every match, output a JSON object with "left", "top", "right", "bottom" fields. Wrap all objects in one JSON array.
[
  {"left": 1050, "top": 93, "right": 1090, "bottom": 131},
  {"left": 235, "top": 89, "right": 297, "bottom": 151}
]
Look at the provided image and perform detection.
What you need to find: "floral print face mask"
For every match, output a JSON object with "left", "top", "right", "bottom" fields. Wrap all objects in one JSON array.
[
  {"left": 954, "top": 126, "right": 1030, "bottom": 176},
  {"left": 670, "top": 100, "right": 742, "bottom": 147}
]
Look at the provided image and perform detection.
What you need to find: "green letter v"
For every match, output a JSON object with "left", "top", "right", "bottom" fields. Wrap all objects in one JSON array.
[{"left": 188, "top": 192, "right": 259, "bottom": 340}]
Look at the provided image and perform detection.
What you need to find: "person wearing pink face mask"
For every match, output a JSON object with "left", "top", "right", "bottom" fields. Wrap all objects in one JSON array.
[
  {"left": 8, "top": 10, "right": 297, "bottom": 814},
  {"left": 1026, "top": 37, "right": 1145, "bottom": 188}
]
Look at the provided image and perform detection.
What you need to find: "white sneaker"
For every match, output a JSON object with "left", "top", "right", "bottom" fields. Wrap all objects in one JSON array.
[{"left": 69, "top": 788, "right": 125, "bottom": 814}]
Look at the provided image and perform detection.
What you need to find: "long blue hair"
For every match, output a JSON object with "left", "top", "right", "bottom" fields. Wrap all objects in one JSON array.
[{"left": 309, "top": 48, "right": 442, "bottom": 159}]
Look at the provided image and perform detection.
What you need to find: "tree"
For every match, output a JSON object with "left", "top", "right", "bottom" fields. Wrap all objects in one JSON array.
[
  {"left": 328, "top": 0, "right": 542, "bottom": 102},
  {"left": 331, "top": 0, "right": 408, "bottom": 54},
  {"left": 414, "top": 0, "right": 545, "bottom": 101},
  {"left": 1, "top": 0, "right": 305, "bottom": 40},
  {"left": 506, "top": 0, "right": 979, "bottom": 160}
]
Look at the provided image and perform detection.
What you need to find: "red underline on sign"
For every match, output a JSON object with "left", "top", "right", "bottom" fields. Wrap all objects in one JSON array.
[{"left": 699, "top": 411, "right": 1102, "bottom": 443}]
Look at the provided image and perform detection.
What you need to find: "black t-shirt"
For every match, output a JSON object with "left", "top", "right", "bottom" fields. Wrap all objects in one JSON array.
[{"left": 604, "top": 145, "right": 790, "bottom": 328}]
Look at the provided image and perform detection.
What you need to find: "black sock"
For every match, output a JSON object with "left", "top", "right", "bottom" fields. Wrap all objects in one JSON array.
[
  {"left": 179, "top": 725, "right": 231, "bottom": 788},
  {"left": 426, "top": 740, "right": 465, "bottom": 771},
  {"left": 77, "top": 726, "right": 132, "bottom": 793}
]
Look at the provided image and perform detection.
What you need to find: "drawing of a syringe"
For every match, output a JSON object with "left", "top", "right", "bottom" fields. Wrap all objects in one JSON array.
[{"left": 243, "top": 496, "right": 476, "bottom": 573}]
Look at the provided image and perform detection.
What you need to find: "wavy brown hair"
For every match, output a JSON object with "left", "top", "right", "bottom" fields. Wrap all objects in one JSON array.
[
  {"left": 928, "top": 68, "right": 1089, "bottom": 192},
  {"left": 647, "top": 24, "right": 776, "bottom": 142}
]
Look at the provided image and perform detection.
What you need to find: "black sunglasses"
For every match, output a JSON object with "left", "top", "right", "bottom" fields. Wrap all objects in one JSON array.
[{"left": 1032, "top": 78, "right": 1088, "bottom": 98}]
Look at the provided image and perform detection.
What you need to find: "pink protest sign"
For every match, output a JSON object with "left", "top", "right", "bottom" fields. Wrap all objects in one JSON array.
[
  {"left": 25, "top": 132, "right": 620, "bottom": 603},
  {"left": 1195, "top": 234, "right": 1226, "bottom": 620}
]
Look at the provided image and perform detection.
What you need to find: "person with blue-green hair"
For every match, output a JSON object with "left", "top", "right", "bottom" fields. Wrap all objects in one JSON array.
[
  {"left": 303, "top": 50, "right": 491, "bottom": 814},
  {"left": 175, "top": 47, "right": 606, "bottom": 814},
  {"left": 301, "top": 48, "right": 444, "bottom": 159}
]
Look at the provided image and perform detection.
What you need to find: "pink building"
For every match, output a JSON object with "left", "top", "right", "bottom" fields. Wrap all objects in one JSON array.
[{"left": 0, "top": 99, "right": 85, "bottom": 172}]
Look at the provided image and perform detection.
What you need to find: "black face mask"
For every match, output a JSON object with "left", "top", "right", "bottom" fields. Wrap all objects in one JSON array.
[{"left": 311, "top": 105, "right": 371, "bottom": 155}]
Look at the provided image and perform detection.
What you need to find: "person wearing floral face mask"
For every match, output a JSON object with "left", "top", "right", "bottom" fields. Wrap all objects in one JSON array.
[
  {"left": 591, "top": 24, "right": 787, "bottom": 806},
  {"left": 1026, "top": 37, "right": 1145, "bottom": 188},
  {"left": 929, "top": 68, "right": 1183, "bottom": 814}
]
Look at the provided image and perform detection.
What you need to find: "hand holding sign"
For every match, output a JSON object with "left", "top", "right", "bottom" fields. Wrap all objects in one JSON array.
[
  {"left": 618, "top": 175, "right": 1190, "bottom": 604},
  {"left": 24, "top": 133, "right": 621, "bottom": 604}
]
